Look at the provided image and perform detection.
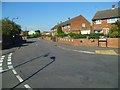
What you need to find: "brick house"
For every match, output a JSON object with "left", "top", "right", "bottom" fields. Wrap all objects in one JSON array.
[
  {"left": 92, "top": 5, "right": 120, "bottom": 34},
  {"left": 51, "top": 15, "right": 91, "bottom": 36}
]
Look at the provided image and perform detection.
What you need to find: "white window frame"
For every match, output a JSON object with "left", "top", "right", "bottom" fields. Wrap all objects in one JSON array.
[
  {"left": 68, "top": 25, "right": 70, "bottom": 28},
  {"left": 107, "top": 18, "right": 118, "bottom": 23},
  {"left": 82, "top": 23, "right": 85, "bottom": 27},
  {"left": 96, "top": 20, "right": 102, "bottom": 24}
]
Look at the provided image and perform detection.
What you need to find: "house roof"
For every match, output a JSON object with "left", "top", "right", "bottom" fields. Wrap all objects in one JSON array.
[
  {"left": 51, "top": 15, "right": 90, "bottom": 30},
  {"left": 92, "top": 8, "right": 120, "bottom": 21}
]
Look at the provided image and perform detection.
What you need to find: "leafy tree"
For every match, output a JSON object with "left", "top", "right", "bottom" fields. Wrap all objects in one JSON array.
[
  {"left": 1, "top": 18, "right": 22, "bottom": 49},
  {"left": 109, "top": 21, "right": 120, "bottom": 38},
  {"left": 2, "top": 18, "right": 21, "bottom": 37},
  {"left": 35, "top": 30, "right": 41, "bottom": 34},
  {"left": 23, "top": 31, "right": 29, "bottom": 36},
  {"left": 57, "top": 26, "right": 63, "bottom": 34}
]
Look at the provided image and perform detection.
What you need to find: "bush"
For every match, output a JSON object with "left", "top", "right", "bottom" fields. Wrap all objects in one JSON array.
[
  {"left": 57, "top": 33, "right": 68, "bottom": 38},
  {"left": 109, "top": 25, "right": 120, "bottom": 38},
  {"left": 57, "top": 26, "right": 63, "bottom": 34},
  {"left": 72, "top": 34, "right": 87, "bottom": 39},
  {"left": 88, "top": 33, "right": 104, "bottom": 39}
]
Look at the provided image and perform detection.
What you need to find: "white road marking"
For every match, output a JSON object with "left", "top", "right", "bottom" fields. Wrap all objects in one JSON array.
[
  {"left": 7, "top": 59, "right": 11, "bottom": 62},
  {"left": 0, "top": 60, "right": 3, "bottom": 63},
  {"left": 1, "top": 56, "right": 5, "bottom": 58},
  {"left": 7, "top": 61, "right": 12, "bottom": 65},
  {"left": 24, "top": 84, "right": 33, "bottom": 89},
  {"left": 0, "top": 67, "right": 2, "bottom": 72},
  {"left": 9, "top": 53, "right": 13, "bottom": 55},
  {"left": 12, "top": 69, "right": 17, "bottom": 74},
  {"left": 6, "top": 52, "right": 32, "bottom": 89},
  {"left": 1, "top": 57, "right": 4, "bottom": 60},
  {"left": 8, "top": 65, "right": 13, "bottom": 69},
  {"left": 8, "top": 57, "right": 11, "bottom": 59},
  {"left": 73, "top": 50, "right": 95, "bottom": 54},
  {"left": 58, "top": 46, "right": 95, "bottom": 54},
  {"left": 16, "top": 75, "right": 24, "bottom": 82},
  {"left": 0, "top": 63, "right": 2, "bottom": 66}
]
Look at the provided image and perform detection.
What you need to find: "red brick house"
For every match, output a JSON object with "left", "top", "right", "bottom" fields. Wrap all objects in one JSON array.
[
  {"left": 92, "top": 5, "right": 120, "bottom": 34},
  {"left": 51, "top": 15, "right": 91, "bottom": 36}
]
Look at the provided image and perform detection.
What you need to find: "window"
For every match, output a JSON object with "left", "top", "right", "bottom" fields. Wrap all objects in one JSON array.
[
  {"left": 107, "top": 18, "right": 118, "bottom": 23},
  {"left": 68, "top": 25, "right": 70, "bottom": 28},
  {"left": 96, "top": 20, "right": 102, "bottom": 24},
  {"left": 82, "top": 23, "right": 85, "bottom": 27}
]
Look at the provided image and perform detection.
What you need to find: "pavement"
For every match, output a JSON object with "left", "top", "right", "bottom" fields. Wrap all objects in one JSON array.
[
  {"left": 1, "top": 38, "right": 118, "bottom": 89},
  {"left": 45, "top": 40, "right": 119, "bottom": 56}
]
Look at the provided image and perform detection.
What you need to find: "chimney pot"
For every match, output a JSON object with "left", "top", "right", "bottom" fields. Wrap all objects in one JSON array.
[
  {"left": 112, "top": 5, "right": 115, "bottom": 9},
  {"left": 68, "top": 17, "right": 70, "bottom": 20}
]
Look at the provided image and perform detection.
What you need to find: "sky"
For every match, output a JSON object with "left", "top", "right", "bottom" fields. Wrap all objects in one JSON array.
[{"left": 2, "top": 2, "right": 119, "bottom": 32}]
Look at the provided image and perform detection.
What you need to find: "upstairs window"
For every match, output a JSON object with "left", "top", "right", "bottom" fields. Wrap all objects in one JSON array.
[
  {"left": 107, "top": 18, "right": 118, "bottom": 23},
  {"left": 96, "top": 20, "right": 102, "bottom": 24},
  {"left": 82, "top": 23, "right": 85, "bottom": 27},
  {"left": 68, "top": 25, "right": 70, "bottom": 28}
]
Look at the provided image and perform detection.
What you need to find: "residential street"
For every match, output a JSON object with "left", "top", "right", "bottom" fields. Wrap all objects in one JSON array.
[{"left": 1, "top": 38, "right": 118, "bottom": 89}]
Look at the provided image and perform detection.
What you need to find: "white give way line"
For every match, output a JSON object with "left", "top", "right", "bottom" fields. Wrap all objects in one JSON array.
[{"left": 6, "top": 53, "right": 33, "bottom": 89}]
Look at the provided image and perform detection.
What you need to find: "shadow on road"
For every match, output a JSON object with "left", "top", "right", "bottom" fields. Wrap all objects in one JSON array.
[
  {"left": 10, "top": 56, "right": 56, "bottom": 90},
  {"left": 1, "top": 52, "right": 50, "bottom": 74}
]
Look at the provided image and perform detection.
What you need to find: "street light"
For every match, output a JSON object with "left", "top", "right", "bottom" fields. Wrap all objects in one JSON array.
[{"left": 11, "top": 17, "right": 19, "bottom": 44}]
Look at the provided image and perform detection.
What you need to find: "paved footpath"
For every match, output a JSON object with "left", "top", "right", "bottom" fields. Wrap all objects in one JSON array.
[{"left": 44, "top": 40, "right": 119, "bottom": 55}]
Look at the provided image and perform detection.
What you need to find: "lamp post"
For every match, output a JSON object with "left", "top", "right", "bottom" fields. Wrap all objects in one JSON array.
[{"left": 11, "top": 17, "right": 18, "bottom": 44}]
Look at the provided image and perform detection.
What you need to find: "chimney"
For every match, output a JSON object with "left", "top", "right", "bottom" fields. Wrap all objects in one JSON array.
[
  {"left": 68, "top": 17, "right": 70, "bottom": 20},
  {"left": 57, "top": 22, "right": 59, "bottom": 25},
  {"left": 112, "top": 5, "right": 115, "bottom": 10},
  {"left": 60, "top": 21, "right": 62, "bottom": 23}
]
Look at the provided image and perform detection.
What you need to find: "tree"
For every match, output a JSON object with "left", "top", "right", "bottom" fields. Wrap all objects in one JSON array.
[
  {"left": 23, "top": 31, "right": 29, "bottom": 37},
  {"left": 1, "top": 18, "right": 22, "bottom": 49},
  {"left": 57, "top": 26, "right": 63, "bottom": 34},
  {"left": 2, "top": 18, "right": 21, "bottom": 37},
  {"left": 109, "top": 21, "right": 120, "bottom": 38},
  {"left": 35, "top": 30, "right": 41, "bottom": 34}
]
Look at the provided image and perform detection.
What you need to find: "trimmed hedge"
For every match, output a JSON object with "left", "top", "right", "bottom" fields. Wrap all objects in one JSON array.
[{"left": 56, "top": 33, "right": 105, "bottom": 39}]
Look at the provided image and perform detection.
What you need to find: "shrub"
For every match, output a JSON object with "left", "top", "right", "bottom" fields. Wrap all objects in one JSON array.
[
  {"left": 57, "top": 33, "right": 68, "bottom": 38},
  {"left": 109, "top": 24, "right": 120, "bottom": 38},
  {"left": 57, "top": 26, "right": 63, "bottom": 34},
  {"left": 88, "top": 33, "right": 104, "bottom": 39}
]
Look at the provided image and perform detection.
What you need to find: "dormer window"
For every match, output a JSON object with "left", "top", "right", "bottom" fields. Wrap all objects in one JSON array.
[{"left": 96, "top": 20, "right": 102, "bottom": 24}]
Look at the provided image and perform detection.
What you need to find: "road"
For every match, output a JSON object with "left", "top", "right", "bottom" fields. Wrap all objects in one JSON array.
[{"left": 1, "top": 38, "right": 118, "bottom": 89}]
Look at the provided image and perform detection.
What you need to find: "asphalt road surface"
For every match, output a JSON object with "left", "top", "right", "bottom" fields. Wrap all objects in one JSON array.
[{"left": 1, "top": 38, "right": 118, "bottom": 89}]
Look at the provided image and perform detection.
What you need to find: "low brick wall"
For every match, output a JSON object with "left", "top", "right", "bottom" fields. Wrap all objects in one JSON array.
[
  {"left": 107, "top": 38, "right": 120, "bottom": 48},
  {"left": 43, "top": 37, "right": 120, "bottom": 48},
  {"left": 58, "top": 38, "right": 98, "bottom": 47},
  {"left": 57, "top": 38, "right": 120, "bottom": 48}
]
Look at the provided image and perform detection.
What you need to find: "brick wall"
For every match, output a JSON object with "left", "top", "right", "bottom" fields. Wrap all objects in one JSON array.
[
  {"left": 57, "top": 38, "right": 120, "bottom": 48},
  {"left": 71, "top": 15, "right": 90, "bottom": 31},
  {"left": 43, "top": 36, "right": 120, "bottom": 48},
  {"left": 58, "top": 38, "right": 98, "bottom": 47},
  {"left": 107, "top": 38, "right": 120, "bottom": 48}
]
